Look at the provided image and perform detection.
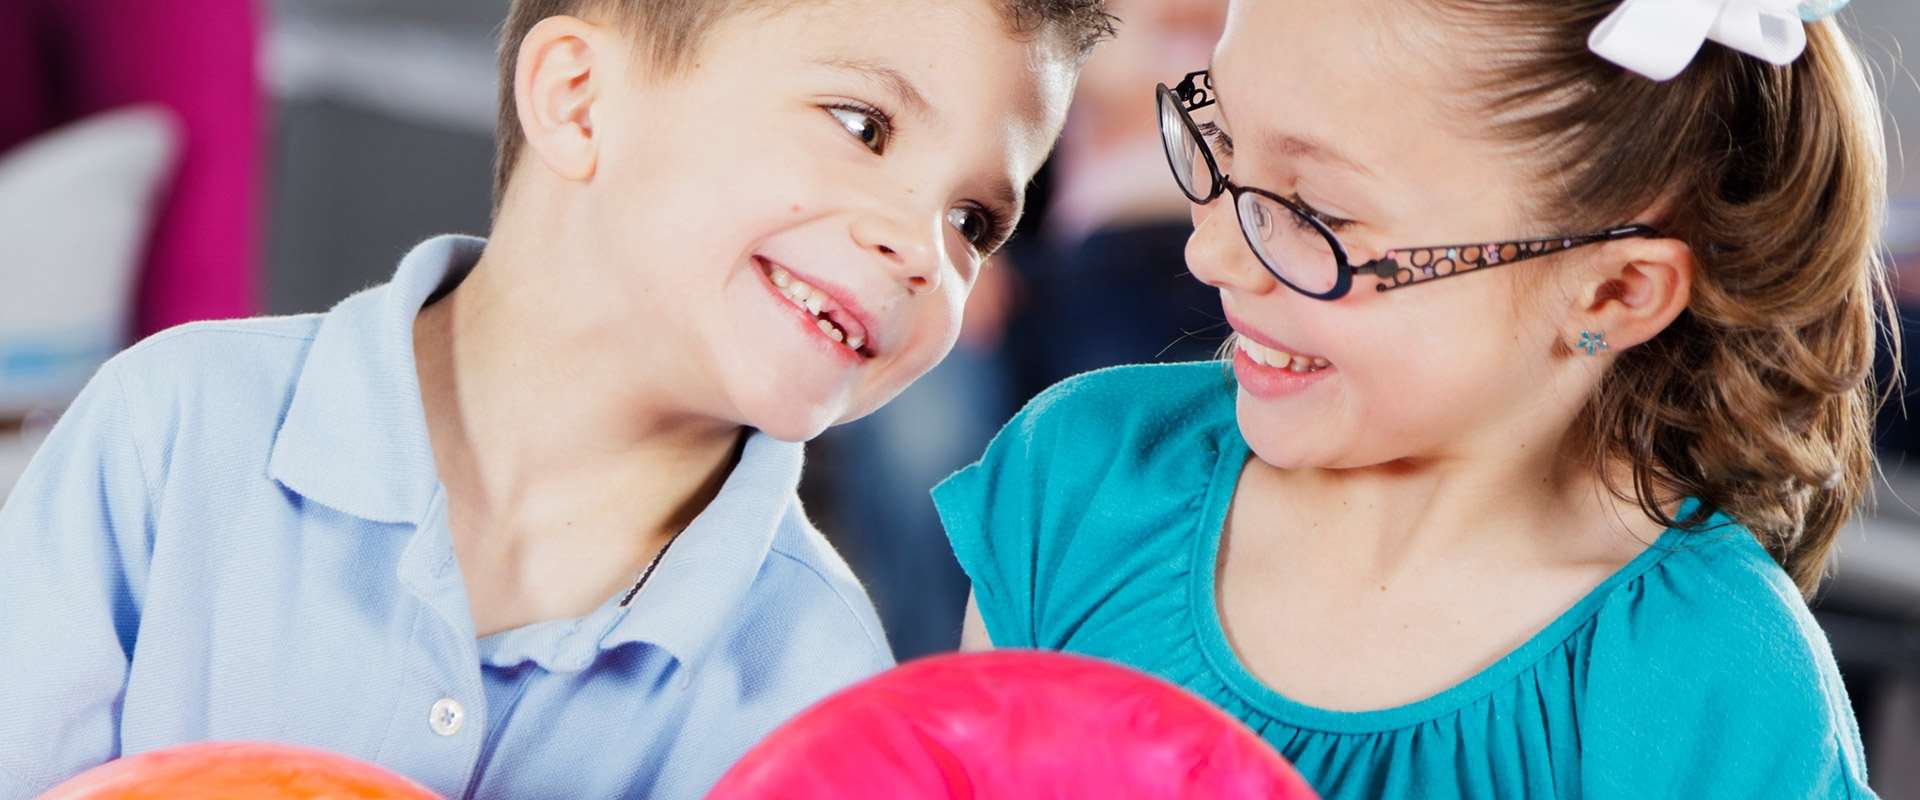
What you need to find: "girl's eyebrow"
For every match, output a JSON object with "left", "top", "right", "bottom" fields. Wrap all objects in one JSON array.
[
  {"left": 1208, "top": 60, "right": 1375, "bottom": 180},
  {"left": 1258, "top": 131, "right": 1376, "bottom": 179}
]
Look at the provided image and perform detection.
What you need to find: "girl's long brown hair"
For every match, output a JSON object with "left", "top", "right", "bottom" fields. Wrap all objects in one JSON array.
[{"left": 1430, "top": 1, "right": 1893, "bottom": 596}]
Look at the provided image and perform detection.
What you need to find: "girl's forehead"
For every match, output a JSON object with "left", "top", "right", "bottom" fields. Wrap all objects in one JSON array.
[{"left": 1218, "top": 8, "right": 1512, "bottom": 152}]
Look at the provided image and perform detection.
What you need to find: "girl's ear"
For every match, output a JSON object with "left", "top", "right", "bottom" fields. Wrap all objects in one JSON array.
[{"left": 1564, "top": 234, "right": 1695, "bottom": 353}]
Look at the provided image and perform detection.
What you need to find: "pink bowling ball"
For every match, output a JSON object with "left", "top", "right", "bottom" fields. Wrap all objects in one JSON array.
[{"left": 709, "top": 651, "right": 1319, "bottom": 799}]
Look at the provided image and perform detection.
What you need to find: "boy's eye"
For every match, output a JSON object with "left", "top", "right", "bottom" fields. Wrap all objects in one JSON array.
[
  {"left": 947, "top": 205, "right": 1005, "bottom": 255},
  {"left": 826, "top": 104, "right": 891, "bottom": 154}
]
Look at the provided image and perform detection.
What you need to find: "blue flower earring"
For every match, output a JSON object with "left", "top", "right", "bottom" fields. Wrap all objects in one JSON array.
[{"left": 1577, "top": 331, "right": 1610, "bottom": 356}]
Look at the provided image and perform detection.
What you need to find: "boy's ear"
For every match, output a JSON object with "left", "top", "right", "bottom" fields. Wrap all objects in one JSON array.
[
  {"left": 515, "top": 16, "right": 604, "bottom": 184},
  {"left": 1567, "top": 234, "right": 1695, "bottom": 353}
]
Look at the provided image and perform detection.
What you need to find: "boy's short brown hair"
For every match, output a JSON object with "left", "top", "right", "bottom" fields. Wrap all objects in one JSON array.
[{"left": 492, "top": 0, "right": 1117, "bottom": 209}]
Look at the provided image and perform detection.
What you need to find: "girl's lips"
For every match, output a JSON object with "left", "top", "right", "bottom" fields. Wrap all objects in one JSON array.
[
  {"left": 1233, "top": 345, "right": 1335, "bottom": 399},
  {"left": 1223, "top": 311, "right": 1327, "bottom": 363}
]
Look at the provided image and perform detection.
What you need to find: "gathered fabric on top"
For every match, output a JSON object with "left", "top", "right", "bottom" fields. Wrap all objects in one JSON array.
[{"left": 935, "top": 361, "right": 1874, "bottom": 799}]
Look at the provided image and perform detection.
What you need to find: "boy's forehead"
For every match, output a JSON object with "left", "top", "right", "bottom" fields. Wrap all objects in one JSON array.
[{"left": 767, "top": 2, "right": 1078, "bottom": 129}]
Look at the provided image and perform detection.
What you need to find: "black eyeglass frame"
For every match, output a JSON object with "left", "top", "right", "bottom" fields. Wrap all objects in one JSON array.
[{"left": 1159, "top": 70, "right": 1660, "bottom": 301}]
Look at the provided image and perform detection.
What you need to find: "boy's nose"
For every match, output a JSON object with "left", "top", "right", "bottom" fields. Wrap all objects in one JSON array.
[
  {"left": 851, "top": 212, "right": 941, "bottom": 295},
  {"left": 1185, "top": 195, "right": 1272, "bottom": 295}
]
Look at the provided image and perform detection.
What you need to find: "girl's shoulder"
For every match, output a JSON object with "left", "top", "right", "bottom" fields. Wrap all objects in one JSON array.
[
  {"left": 1605, "top": 514, "right": 1836, "bottom": 678},
  {"left": 993, "top": 360, "right": 1239, "bottom": 462},
  {"left": 933, "top": 361, "right": 1241, "bottom": 649},
  {"left": 1578, "top": 513, "right": 1871, "bottom": 794}
]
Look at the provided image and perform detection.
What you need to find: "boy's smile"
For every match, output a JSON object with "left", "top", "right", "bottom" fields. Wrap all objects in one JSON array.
[
  {"left": 507, "top": 0, "right": 1079, "bottom": 443},
  {"left": 754, "top": 254, "right": 876, "bottom": 362}
]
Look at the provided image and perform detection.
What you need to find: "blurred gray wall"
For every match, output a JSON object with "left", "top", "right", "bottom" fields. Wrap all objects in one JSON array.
[
  {"left": 260, "top": 1, "right": 1920, "bottom": 313},
  {"left": 265, "top": 0, "right": 508, "bottom": 315}
]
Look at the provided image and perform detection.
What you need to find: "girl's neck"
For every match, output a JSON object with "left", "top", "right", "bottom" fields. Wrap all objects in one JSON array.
[{"left": 1253, "top": 433, "right": 1664, "bottom": 580}]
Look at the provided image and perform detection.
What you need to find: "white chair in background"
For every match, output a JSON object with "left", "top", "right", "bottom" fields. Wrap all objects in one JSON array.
[{"left": 0, "top": 105, "right": 181, "bottom": 496}]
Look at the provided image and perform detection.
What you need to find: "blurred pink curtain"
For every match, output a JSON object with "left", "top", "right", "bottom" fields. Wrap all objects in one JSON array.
[{"left": 0, "top": 0, "right": 263, "bottom": 336}]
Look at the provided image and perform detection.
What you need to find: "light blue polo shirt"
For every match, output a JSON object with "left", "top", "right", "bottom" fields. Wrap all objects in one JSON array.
[{"left": 0, "top": 236, "right": 894, "bottom": 799}]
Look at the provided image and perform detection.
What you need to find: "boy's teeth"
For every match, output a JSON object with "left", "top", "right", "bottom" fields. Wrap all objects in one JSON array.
[
  {"left": 764, "top": 259, "right": 867, "bottom": 354},
  {"left": 803, "top": 295, "right": 824, "bottom": 316},
  {"left": 847, "top": 334, "right": 864, "bottom": 351},
  {"left": 818, "top": 318, "right": 844, "bottom": 343},
  {"left": 771, "top": 267, "right": 792, "bottom": 289}
]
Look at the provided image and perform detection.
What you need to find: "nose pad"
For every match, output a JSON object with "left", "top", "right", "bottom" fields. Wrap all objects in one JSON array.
[
  {"left": 1186, "top": 194, "right": 1271, "bottom": 294},
  {"left": 853, "top": 213, "right": 942, "bottom": 295}
]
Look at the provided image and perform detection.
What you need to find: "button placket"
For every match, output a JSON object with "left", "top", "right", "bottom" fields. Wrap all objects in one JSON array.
[{"left": 430, "top": 697, "right": 466, "bottom": 736}]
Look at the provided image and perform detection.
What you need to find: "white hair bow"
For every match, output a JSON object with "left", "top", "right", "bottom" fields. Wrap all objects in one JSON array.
[{"left": 1588, "top": 0, "right": 1852, "bottom": 81}]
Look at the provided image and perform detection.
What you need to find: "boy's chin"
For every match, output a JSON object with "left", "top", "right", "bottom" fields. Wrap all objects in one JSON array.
[{"left": 738, "top": 400, "right": 845, "bottom": 443}]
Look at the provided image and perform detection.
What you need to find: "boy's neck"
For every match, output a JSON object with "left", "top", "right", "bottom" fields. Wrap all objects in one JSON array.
[{"left": 411, "top": 231, "right": 747, "bottom": 599}]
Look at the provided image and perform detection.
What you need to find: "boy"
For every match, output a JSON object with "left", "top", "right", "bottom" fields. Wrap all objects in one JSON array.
[{"left": 0, "top": 1, "right": 1113, "bottom": 797}]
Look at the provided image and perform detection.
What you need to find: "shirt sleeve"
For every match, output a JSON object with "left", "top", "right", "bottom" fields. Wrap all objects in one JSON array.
[
  {"left": 931, "top": 397, "right": 1052, "bottom": 651},
  {"left": 0, "top": 361, "right": 155, "bottom": 797},
  {"left": 1580, "top": 544, "right": 1876, "bottom": 799}
]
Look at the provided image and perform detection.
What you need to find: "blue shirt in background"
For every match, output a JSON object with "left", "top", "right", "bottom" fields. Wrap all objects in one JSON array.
[{"left": 0, "top": 236, "right": 893, "bottom": 799}]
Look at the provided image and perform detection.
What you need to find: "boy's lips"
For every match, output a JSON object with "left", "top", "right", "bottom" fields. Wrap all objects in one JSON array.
[{"left": 753, "top": 255, "right": 881, "bottom": 358}]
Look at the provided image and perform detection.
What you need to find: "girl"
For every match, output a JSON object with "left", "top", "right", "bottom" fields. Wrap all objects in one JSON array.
[{"left": 936, "top": 0, "right": 1887, "bottom": 796}]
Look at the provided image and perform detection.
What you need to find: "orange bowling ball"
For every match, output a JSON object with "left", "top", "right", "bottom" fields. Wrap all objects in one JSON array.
[{"left": 38, "top": 742, "right": 440, "bottom": 800}]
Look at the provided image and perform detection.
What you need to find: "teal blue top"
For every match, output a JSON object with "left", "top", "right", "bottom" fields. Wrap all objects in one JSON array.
[{"left": 933, "top": 361, "right": 1875, "bottom": 799}]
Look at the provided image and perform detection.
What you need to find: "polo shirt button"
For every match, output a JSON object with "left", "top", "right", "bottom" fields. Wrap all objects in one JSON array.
[{"left": 429, "top": 697, "right": 465, "bottom": 736}]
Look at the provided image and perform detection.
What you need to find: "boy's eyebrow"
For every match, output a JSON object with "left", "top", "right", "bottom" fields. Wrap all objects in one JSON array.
[
  {"left": 990, "top": 176, "right": 1020, "bottom": 218},
  {"left": 1208, "top": 60, "right": 1375, "bottom": 180},
  {"left": 814, "top": 57, "right": 932, "bottom": 117}
]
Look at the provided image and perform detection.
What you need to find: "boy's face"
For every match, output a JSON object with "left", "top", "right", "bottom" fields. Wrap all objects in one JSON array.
[{"left": 568, "top": 0, "right": 1076, "bottom": 441}]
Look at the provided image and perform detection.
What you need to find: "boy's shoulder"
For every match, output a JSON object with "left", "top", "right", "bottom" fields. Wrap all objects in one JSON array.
[
  {"left": 762, "top": 514, "right": 891, "bottom": 664},
  {"left": 102, "top": 315, "right": 327, "bottom": 424},
  {"left": 111, "top": 315, "right": 325, "bottom": 387}
]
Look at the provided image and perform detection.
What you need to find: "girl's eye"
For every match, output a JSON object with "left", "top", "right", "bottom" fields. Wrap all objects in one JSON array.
[
  {"left": 1197, "top": 122, "right": 1235, "bottom": 157},
  {"left": 1288, "top": 194, "right": 1356, "bottom": 233},
  {"left": 826, "top": 104, "right": 892, "bottom": 154},
  {"left": 947, "top": 205, "right": 1007, "bottom": 255}
]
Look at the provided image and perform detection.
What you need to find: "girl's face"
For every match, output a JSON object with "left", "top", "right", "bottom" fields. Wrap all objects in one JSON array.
[{"left": 1189, "top": 0, "right": 1592, "bottom": 471}]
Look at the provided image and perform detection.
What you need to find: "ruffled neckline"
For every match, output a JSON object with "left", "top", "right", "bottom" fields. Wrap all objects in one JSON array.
[{"left": 1183, "top": 424, "right": 1705, "bottom": 735}]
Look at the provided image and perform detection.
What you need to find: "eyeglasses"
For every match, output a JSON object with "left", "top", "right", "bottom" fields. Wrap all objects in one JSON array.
[{"left": 1157, "top": 70, "right": 1659, "bottom": 301}]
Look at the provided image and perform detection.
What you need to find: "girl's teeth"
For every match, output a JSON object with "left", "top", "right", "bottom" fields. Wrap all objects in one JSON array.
[{"left": 1237, "top": 336, "right": 1329, "bottom": 373}]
